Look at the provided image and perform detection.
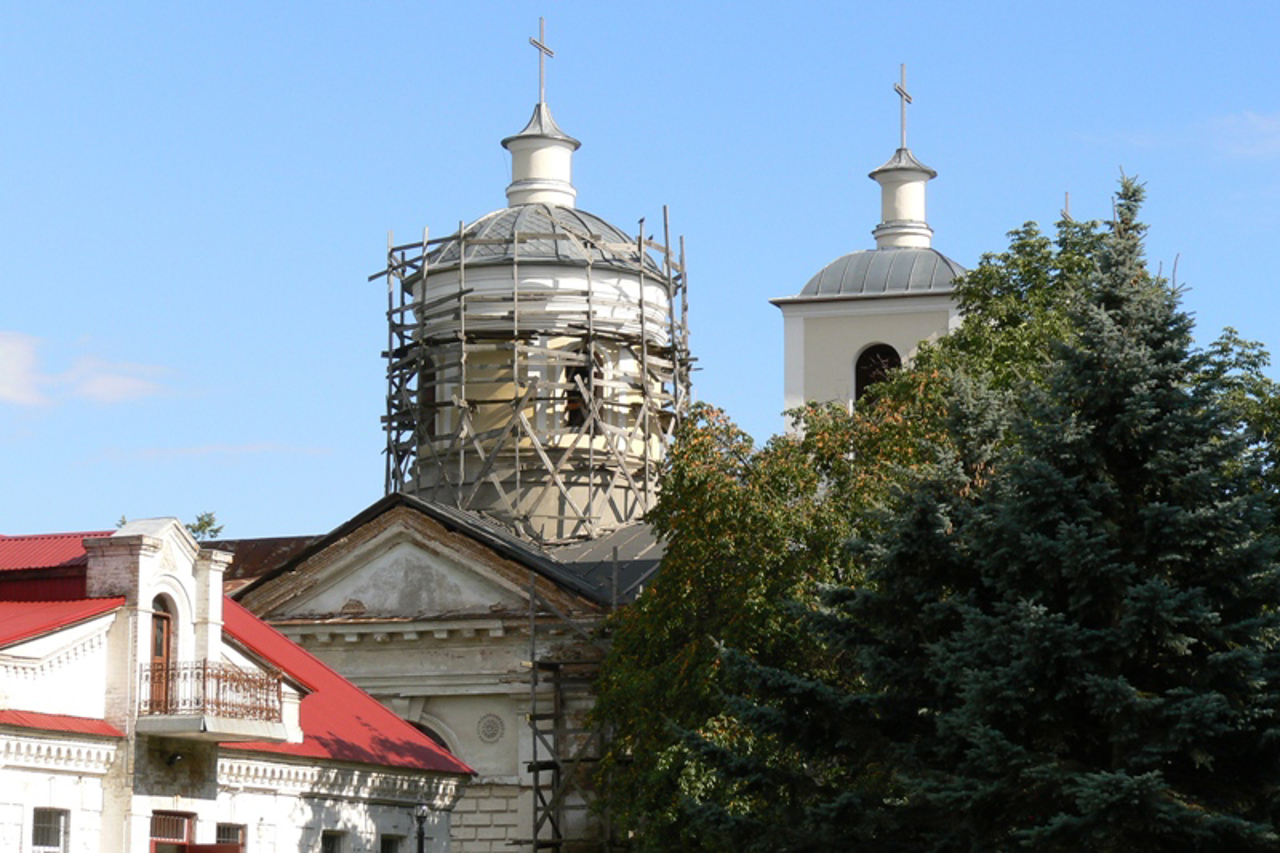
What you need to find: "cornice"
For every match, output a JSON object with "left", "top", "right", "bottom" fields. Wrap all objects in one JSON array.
[
  {"left": 0, "top": 732, "right": 118, "bottom": 775},
  {"left": 217, "top": 755, "right": 466, "bottom": 810},
  {"left": 0, "top": 622, "right": 111, "bottom": 680}
]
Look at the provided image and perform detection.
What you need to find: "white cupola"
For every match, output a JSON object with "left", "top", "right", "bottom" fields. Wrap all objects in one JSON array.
[
  {"left": 869, "top": 147, "right": 936, "bottom": 248},
  {"left": 502, "top": 102, "right": 581, "bottom": 208},
  {"left": 501, "top": 17, "right": 580, "bottom": 208},
  {"left": 868, "top": 65, "right": 936, "bottom": 249}
]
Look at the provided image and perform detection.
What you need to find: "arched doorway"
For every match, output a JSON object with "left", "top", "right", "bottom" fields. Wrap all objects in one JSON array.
[{"left": 150, "top": 596, "right": 174, "bottom": 713}]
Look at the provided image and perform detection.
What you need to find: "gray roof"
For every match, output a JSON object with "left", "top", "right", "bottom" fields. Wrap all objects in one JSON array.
[
  {"left": 547, "top": 523, "right": 664, "bottom": 606},
  {"left": 869, "top": 147, "right": 937, "bottom": 180},
  {"left": 501, "top": 103, "right": 581, "bottom": 150},
  {"left": 793, "top": 247, "right": 965, "bottom": 300},
  {"left": 427, "top": 204, "right": 663, "bottom": 275}
]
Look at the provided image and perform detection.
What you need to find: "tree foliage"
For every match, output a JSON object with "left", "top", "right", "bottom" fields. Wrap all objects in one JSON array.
[
  {"left": 594, "top": 402, "right": 867, "bottom": 848},
  {"left": 186, "top": 511, "right": 224, "bottom": 541},
  {"left": 675, "top": 179, "right": 1280, "bottom": 850}
]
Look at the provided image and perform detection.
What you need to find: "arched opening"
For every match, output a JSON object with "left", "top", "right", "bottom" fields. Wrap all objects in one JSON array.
[
  {"left": 855, "top": 344, "right": 901, "bottom": 402},
  {"left": 150, "top": 596, "right": 174, "bottom": 713},
  {"left": 565, "top": 348, "right": 604, "bottom": 429},
  {"left": 409, "top": 720, "right": 450, "bottom": 751}
]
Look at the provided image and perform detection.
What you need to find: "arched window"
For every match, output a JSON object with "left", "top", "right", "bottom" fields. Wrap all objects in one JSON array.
[
  {"left": 855, "top": 344, "right": 901, "bottom": 401},
  {"left": 409, "top": 720, "right": 450, "bottom": 751}
]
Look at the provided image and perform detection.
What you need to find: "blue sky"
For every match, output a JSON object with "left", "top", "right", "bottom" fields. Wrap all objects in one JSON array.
[{"left": 3, "top": 2, "right": 1279, "bottom": 538}]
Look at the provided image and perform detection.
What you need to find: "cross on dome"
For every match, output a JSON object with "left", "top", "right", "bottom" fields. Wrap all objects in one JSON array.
[
  {"left": 529, "top": 17, "right": 555, "bottom": 105},
  {"left": 893, "top": 63, "right": 912, "bottom": 150}
]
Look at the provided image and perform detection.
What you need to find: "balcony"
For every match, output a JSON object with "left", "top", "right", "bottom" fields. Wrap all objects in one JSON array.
[{"left": 136, "top": 661, "right": 288, "bottom": 742}]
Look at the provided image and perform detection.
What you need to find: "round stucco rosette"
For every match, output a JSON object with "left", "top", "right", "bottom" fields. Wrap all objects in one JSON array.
[{"left": 477, "top": 713, "right": 505, "bottom": 744}]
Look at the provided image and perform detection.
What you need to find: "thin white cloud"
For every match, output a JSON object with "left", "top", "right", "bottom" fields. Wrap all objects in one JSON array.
[
  {"left": 1209, "top": 111, "right": 1280, "bottom": 161},
  {"left": 0, "top": 333, "right": 170, "bottom": 406},
  {"left": 59, "top": 357, "right": 169, "bottom": 403},
  {"left": 0, "top": 332, "right": 49, "bottom": 405}
]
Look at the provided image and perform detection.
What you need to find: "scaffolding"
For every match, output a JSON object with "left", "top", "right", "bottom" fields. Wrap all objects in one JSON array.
[
  {"left": 525, "top": 571, "right": 614, "bottom": 851},
  {"left": 372, "top": 205, "right": 691, "bottom": 546}
]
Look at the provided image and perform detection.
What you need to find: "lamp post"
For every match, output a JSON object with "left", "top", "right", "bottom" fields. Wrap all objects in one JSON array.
[{"left": 414, "top": 802, "right": 430, "bottom": 853}]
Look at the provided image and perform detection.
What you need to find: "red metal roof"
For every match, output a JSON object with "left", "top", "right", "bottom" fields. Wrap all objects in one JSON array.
[
  {"left": 0, "top": 708, "right": 124, "bottom": 738},
  {"left": 220, "top": 599, "right": 474, "bottom": 776},
  {"left": 0, "top": 598, "right": 124, "bottom": 647},
  {"left": 0, "top": 531, "right": 112, "bottom": 572}
]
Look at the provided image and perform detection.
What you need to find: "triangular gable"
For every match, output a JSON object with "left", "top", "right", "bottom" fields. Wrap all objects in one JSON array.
[
  {"left": 236, "top": 495, "right": 599, "bottom": 620},
  {"left": 220, "top": 599, "right": 472, "bottom": 775}
]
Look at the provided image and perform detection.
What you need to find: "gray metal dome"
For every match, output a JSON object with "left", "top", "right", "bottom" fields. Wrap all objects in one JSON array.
[
  {"left": 799, "top": 247, "right": 964, "bottom": 298},
  {"left": 428, "top": 204, "right": 662, "bottom": 275}
]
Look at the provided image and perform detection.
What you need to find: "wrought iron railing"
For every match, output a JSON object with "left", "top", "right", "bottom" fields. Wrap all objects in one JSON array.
[{"left": 139, "top": 661, "right": 283, "bottom": 721}]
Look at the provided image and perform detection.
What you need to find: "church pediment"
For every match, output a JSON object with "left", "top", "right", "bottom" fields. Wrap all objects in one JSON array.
[{"left": 238, "top": 503, "right": 594, "bottom": 621}]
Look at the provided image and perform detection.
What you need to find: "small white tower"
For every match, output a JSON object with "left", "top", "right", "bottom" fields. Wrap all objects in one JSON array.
[
  {"left": 772, "top": 65, "right": 963, "bottom": 415},
  {"left": 503, "top": 104, "right": 581, "bottom": 207}
]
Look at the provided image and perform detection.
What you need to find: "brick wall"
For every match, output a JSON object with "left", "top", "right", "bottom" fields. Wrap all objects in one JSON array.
[{"left": 450, "top": 783, "right": 523, "bottom": 852}]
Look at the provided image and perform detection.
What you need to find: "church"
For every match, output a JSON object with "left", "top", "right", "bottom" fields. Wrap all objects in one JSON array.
[
  {"left": 1, "top": 26, "right": 967, "bottom": 853},
  {"left": 222, "top": 50, "right": 965, "bottom": 853}
]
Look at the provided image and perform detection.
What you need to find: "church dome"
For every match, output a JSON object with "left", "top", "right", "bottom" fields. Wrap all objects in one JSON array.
[
  {"left": 799, "top": 247, "right": 964, "bottom": 299},
  {"left": 428, "top": 203, "right": 662, "bottom": 275}
]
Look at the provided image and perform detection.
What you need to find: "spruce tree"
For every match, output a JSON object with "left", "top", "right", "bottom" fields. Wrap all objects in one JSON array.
[{"left": 877, "top": 178, "right": 1280, "bottom": 849}]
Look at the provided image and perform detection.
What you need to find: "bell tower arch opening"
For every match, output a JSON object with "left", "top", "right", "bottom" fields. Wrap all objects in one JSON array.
[{"left": 855, "top": 343, "right": 902, "bottom": 401}]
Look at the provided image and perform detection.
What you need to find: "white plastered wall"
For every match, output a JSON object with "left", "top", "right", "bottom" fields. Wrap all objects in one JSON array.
[{"left": 781, "top": 294, "right": 959, "bottom": 414}]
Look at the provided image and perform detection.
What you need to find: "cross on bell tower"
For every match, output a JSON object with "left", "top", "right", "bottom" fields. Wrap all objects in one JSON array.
[{"left": 894, "top": 63, "right": 912, "bottom": 150}]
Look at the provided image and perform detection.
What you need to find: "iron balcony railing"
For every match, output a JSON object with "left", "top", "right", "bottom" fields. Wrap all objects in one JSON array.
[{"left": 139, "top": 661, "right": 283, "bottom": 721}]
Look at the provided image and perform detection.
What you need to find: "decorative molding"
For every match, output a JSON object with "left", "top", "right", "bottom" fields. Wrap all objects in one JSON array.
[
  {"left": 0, "top": 733, "right": 118, "bottom": 775},
  {"left": 0, "top": 623, "right": 111, "bottom": 681},
  {"left": 218, "top": 756, "right": 466, "bottom": 810},
  {"left": 276, "top": 616, "right": 573, "bottom": 648}
]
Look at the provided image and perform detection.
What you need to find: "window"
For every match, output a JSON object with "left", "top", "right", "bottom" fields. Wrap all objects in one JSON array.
[
  {"left": 150, "top": 812, "right": 193, "bottom": 853},
  {"left": 409, "top": 720, "right": 449, "bottom": 751},
  {"left": 380, "top": 836, "right": 405, "bottom": 853},
  {"left": 32, "top": 808, "right": 68, "bottom": 853},
  {"left": 217, "top": 823, "right": 247, "bottom": 850},
  {"left": 855, "top": 344, "right": 901, "bottom": 401},
  {"left": 321, "top": 831, "right": 346, "bottom": 853}
]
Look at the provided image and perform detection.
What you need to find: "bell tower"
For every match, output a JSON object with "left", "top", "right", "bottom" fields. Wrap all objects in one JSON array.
[{"left": 773, "top": 65, "right": 964, "bottom": 413}]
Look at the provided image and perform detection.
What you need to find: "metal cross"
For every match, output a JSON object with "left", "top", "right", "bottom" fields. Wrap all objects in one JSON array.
[
  {"left": 530, "top": 17, "right": 555, "bottom": 105},
  {"left": 893, "top": 63, "right": 912, "bottom": 149}
]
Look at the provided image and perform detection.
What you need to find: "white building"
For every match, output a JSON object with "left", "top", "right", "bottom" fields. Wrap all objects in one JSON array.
[
  {"left": 773, "top": 67, "right": 965, "bottom": 411},
  {"left": 0, "top": 518, "right": 472, "bottom": 853}
]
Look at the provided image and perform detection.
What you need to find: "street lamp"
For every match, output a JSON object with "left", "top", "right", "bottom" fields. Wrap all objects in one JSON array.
[{"left": 414, "top": 802, "right": 430, "bottom": 853}]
